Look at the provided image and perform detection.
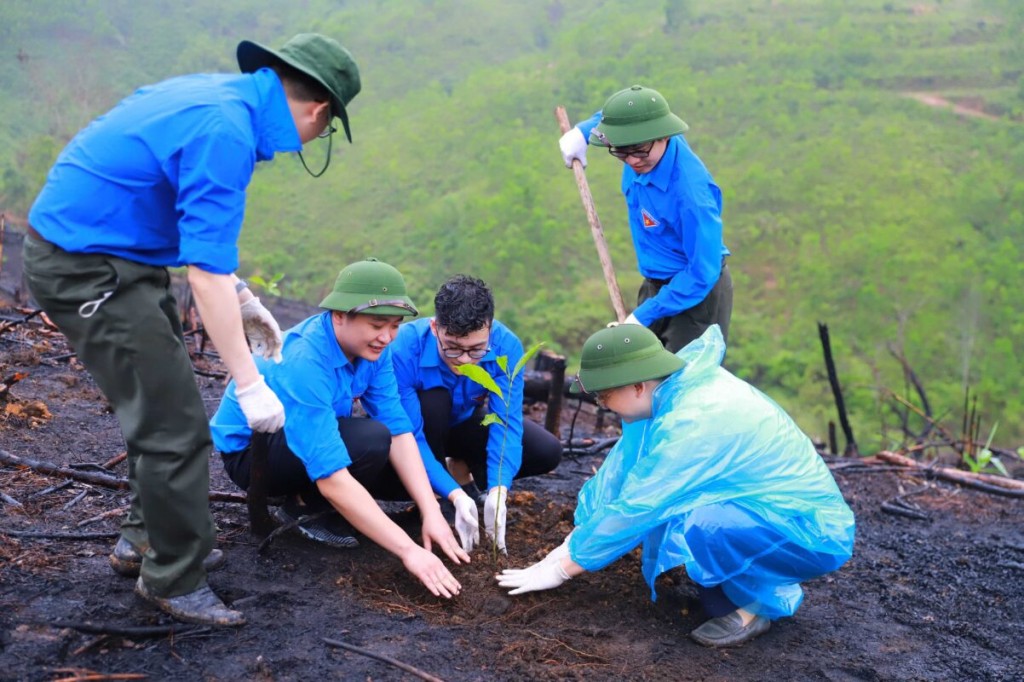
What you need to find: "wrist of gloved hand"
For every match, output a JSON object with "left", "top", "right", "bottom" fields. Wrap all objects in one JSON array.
[
  {"left": 541, "top": 530, "right": 574, "bottom": 565},
  {"left": 235, "top": 376, "right": 285, "bottom": 433},
  {"left": 497, "top": 559, "right": 571, "bottom": 596},
  {"left": 239, "top": 297, "right": 284, "bottom": 363},
  {"left": 483, "top": 486, "right": 508, "bottom": 553},
  {"left": 452, "top": 493, "right": 479, "bottom": 553},
  {"left": 558, "top": 127, "right": 588, "bottom": 169}
]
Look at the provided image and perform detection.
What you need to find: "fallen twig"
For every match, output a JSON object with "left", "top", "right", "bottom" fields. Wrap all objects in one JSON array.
[
  {"left": 323, "top": 637, "right": 446, "bottom": 682},
  {"left": 61, "top": 489, "right": 89, "bottom": 511},
  {"left": 77, "top": 506, "right": 128, "bottom": 528},
  {"left": 0, "top": 490, "right": 24, "bottom": 508},
  {"left": 525, "top": 629, "right": 608, "bottom": 662},
  {"left": 0, "top": 529, "right": 119, "bottom": 540},
  {"left": 28, "top": 480, "right": 74, "bottom": 499},
  {"left": 45, "top": 620, "right": 209, "bottom": 639},
  {"left": 880, "top": 502, "right": 930, "bottom": 521},
  {"left": 877, "top": 450, "right": 1024, "bottom": 498},
  {"left": 0, "top": 449, "right": 246, "bottom": 503},
  {"left": 101, "top": 452, "right": 127, "bottom": 470},
  {"left": 47, "top": 667, "right": 146, "bottom": 682}
]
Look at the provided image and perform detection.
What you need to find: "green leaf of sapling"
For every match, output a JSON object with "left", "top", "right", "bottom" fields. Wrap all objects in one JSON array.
[
  {"left": 480, "top": 412, "right": 505, "bottom": 427},
  {"left": 455, "top": 363, "right": 504, "bottom": 400},
  {"left": 512, "top": 342, "right": 545, "bottom": 380}
]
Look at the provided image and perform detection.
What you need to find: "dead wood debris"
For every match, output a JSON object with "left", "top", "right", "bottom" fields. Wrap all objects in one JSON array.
[
  {"left": 323, "top": 637, "right": 447, "bottom": 682},
  {"left": 0, "top": 448, "right": 246, "bottom": 503}
]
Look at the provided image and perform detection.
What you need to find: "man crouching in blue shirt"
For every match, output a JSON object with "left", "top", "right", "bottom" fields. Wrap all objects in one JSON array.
[
  {"left": 390, "top": 275, "right": 563, "bottom": 554},
  {"left": 211, "top": 259, "right": 469, "bottom": 599}
]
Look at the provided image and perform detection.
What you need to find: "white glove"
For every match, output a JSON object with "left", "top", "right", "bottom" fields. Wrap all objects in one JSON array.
[
  {"left": 484, "top": 486, "right": 508, "bottom": 554},
  {"left": 623, "top": 312, "right": 641, "bottom": 326},
  {"left": 235, "top": 376, "right": 285, "bottom": 433},
  {"left": 558, "top": 127, "right": 588, "bottom": 169},
  {"left": 497, "top": 559, "right": 571, "bottom": 596},
  {"left": 452, "top": 493, "right": 480, "bottom": 553},
  {"left": 240, "top": 297, "right": 284, "bottom": 363}
]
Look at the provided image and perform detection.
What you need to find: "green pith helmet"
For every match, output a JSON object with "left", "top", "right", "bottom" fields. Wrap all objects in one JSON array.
[
  {"left": 571, "top": 324, "right": 685, "bottom": 394},
  {"left": 590, "top": 84, "right": 689, "bottom": 148},
  {"left": 237, "top": 33, "right": 361, "bottom": 142},
  {"left": 319, "top": 258, "right": 419, "bottom": 317}
]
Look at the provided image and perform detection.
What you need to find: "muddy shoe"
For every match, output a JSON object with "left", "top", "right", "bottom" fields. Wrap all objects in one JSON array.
[
  {"left": 689, "top": 610, "right": 771, "bottom": 648},
  {"left": 134, "top": 577, "right": 245, "bottom": 626},
  {"left": 274, "top": 502, "right": 359, "bottom": 549},
  {"left": 109, "top": 537, "right": 226, "bottom": 578}
]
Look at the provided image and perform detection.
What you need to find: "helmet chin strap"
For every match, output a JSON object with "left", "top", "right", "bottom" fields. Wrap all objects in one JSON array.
[{"left": 298, "top": 131, "right": 332, "bottom": 178}]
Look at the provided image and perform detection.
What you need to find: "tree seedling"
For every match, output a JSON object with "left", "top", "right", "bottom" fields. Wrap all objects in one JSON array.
[{"left": 455, "top": 341, "right": 544, "bottom": 561}]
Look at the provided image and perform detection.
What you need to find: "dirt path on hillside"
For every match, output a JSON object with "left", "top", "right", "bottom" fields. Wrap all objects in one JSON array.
[
  {"left": 903, "top": 91, "right": 1003, "bottom": 121},
  {"left": 2, "top": 309, "right": 1023, "bottom": 681}
]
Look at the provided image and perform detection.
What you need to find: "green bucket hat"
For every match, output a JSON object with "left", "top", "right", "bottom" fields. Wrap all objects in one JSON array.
[
  {"left": 571, "top": 324, "right": 685, "bottom": 394},
  {"left": 237, "top": 33, "right": 361, "bottom": 142},
  {"left": 590, "top": 85, "right": 688, "bottom": 148},
  {"left": 319, "top": 258, "right": 419, "bottom": 317}
]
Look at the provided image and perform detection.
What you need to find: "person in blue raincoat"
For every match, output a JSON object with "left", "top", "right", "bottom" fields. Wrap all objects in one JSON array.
[{"left": 497, "top": 324, "right": 855, "bottom": 648}]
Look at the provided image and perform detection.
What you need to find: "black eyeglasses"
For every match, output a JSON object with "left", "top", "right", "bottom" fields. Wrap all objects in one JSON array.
[
  {"left": 608, "top": 140, "right": 656, "bottom": 160},
  {"left": 317, "top": 123, "right": 337, "bottom": 139},
  {"left": 436, "top": 334, "right": 490, "bottom": 360}
]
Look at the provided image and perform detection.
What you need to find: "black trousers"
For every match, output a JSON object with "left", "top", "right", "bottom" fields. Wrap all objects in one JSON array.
[
  {"left": 417, "top": 387, "right": 563, "bottom": 489},
  {"left": 220, "top": 417, "right": 415, "bottom": 509}
]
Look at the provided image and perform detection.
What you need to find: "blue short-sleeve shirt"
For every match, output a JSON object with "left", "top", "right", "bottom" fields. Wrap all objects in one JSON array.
[
  {"left": 391, "top": 317, "right": 525, "bottom": 494},
  {"left": 28, "top": 69, "right": 300, "bottom": 274},
  {"left": 210, "top": 312, "right": 413, "bottom": 482}
]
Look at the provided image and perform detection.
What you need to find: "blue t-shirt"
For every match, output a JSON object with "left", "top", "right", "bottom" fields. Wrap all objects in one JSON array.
[
  {"left": 578, "top": 112, "right": 729, "bottom": 325},
  {"left": 210, "top": 312, "right": 413, "bottom": 482},
  {"left": 391, "top": 317, "right": 525, "bottom": 493},
  {"left": 29, "top": 68, "right": 301, "bottom": 274}
]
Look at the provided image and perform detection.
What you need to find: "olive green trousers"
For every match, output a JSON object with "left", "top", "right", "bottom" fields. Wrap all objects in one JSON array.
[
  {"left": 23, "top": 235, "right": 214, "bottom": 598},
  {"left": 638, "top": 263, "right": 734, "bottom": 353}
]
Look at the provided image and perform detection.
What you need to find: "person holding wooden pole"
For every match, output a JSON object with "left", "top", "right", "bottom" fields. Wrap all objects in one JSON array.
[{"left": 559, "top": 85, "right": 733, "bottom": 352}]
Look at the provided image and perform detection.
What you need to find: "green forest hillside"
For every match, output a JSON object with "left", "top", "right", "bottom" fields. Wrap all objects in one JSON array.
[{"left": 1, "top": 0, "right": 1022, "bottom": 451}]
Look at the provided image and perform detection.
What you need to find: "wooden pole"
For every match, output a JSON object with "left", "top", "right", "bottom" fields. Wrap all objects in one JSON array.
[{"left": 554, "top": 106, "right": 627, "bottom": 322}]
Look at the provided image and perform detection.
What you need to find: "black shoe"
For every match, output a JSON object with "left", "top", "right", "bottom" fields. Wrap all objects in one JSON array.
[
  {"left": 274, "top": 503, "right": 359, "bottom": 549},
  {"left": 134, "top": 577, "right": 245, "bottom": 626},
  {"left": 689, "top": 610, "right": 771, "bottom": 648},
  {"left": 109, "top": 537, "right": 226, "bottom": 578}
]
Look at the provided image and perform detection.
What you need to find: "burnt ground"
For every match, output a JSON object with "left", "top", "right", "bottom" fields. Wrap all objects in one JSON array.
[{"left": 1, "top": 306, "right": 1023, "bottom": 682}]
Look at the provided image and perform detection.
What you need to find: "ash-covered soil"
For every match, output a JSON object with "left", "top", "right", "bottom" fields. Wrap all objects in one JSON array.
[{"left": 1, "top": 307, "right": 1023, "bottom": 681}]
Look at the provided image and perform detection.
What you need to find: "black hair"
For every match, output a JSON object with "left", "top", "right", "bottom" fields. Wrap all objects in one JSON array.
[
  {"left": 434, "top": 275, "right": 494, "bottom": 337},
  {"left": 271, "top": 62, "right": 329, "bottom": 105}
]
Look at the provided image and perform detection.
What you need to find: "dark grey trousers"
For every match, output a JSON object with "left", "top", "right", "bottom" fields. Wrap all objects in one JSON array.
[
  {"left": 638, "top": 262, "right": 733, "bottom": 353},
  {"left": 23, "top": 235, "right": 214, "bottom": 598}
]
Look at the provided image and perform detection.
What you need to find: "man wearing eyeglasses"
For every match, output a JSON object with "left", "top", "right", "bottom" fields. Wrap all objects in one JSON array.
[
  {"left": 558, "top": 84, "right": 733, "bottom": 352},
  {"left": 391, "top": 275, "right": 563, "bottom": 554},
  {"left": 211, "top": 259, "right": 469, "bottom": 599},
  {"left": 23, "top": 33, "right": 359, "bottom": 626}
]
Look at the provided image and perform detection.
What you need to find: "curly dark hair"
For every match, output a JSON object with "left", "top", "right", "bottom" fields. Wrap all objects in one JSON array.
[{"left": 433, "top": 275, "right": 494, "bottom": 336}]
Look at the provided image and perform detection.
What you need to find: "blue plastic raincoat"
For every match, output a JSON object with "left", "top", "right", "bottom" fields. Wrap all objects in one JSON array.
[{"left": 570, "top": 326, "right": 855, "bottom": 618}]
